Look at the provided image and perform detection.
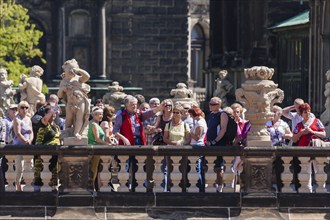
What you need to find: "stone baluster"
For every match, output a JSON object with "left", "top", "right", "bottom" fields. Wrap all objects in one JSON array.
[
  {"left": 116, "top": 155, "right": 129, "bottom": 192},
  {"left": 170, "top": 156, "right": 181, "bottom": 192},
  {"left": 5, "top": 155, "right": 16, "bottom": 192},
  {"left": 153, "top": 156, "right": 164, "bottom": 192},
  {"left": 135, "top": 156, "right": 145, "bottom": 192},
  {"left": 40, "top": 155, "right": 52, "bottom": 192},
  {"left": 298, "top": 157, "right": 313, "bottom": 193},
  {"left": 325, "top": 158, "right": 330, "bottom": 192},
  {"left": 281, "top": 157, "right": 296, "bottom": 192},
  {"left": 315, "top": 157, "right": 329, "bottom": 192},
  {"left": 22, "top": 155, "right": 34, "bottom": 192},
  {"left": 99, "top": 155, "right": 112, "bottom": 192},
  {"left": 205, "top": 156, "right": 217, "bottom": 193}
]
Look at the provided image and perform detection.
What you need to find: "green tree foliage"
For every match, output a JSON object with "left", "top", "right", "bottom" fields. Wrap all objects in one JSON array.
[{"left": 0, "top": 0, "right": 45, "bottom": 86}]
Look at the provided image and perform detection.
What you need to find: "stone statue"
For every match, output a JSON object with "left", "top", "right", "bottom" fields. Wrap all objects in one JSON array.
[
  {"left": 320, "top": 69, "right": 330, "bottom": 135},
  {"left": 57, "top": 59, "right": 91, "bottom": 142},
  {"left": 235, "top": 66, "right": 284, "bottom": 146},
  {"left": 170, "top": 82, "right": 198, "bottom": 107},
  {"left": 213, "top": 70, "right": 233, "bottom": 106},
  {"left": 19, "top": 65, "right": 46, "bottom": 115},
  {"left": 102, "top": 81, "right": 127, "bottom": 111},
  {"left": 0, "top": 68, "right": 16, "bottom": 110}
]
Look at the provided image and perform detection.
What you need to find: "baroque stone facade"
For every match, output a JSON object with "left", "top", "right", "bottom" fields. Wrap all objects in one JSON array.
[{"left": 17, "top": 0, "right": 189, "bottom": 101}]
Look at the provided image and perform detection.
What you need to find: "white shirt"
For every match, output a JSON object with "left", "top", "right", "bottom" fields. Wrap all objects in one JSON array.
[{"left": 190, "top": 118, "right": 207, "bottom": 146}]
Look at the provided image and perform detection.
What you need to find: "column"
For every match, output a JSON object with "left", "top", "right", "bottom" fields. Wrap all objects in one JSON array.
[{"left": 98, "top": 2, "right": 106, "bottom": 79}]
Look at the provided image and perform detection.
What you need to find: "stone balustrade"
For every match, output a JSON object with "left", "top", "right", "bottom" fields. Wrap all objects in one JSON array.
[{"left": 1, "top": 145, "right": 329, "bottom": 194}]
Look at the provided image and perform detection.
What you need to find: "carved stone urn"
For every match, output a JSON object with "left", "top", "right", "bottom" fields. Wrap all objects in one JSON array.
[
  {"left": 102, "top": 81, "right": 127, "bottom": 111},
  {"left": 236, "top": 66, "right": 284, "bottom": 147},
  {"left": 170, "top": 82, "right": 198, "bottom": 107},
  {"left": 236, "top": 66, "right": 284, "bottom": 195}
]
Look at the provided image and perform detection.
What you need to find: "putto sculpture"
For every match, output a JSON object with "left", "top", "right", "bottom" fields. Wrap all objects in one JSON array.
[
  {"left": 0, "top": 68, "right": 16, "bottom": 110},
  {"left": 213, "top": 69, "right": 233, "bottom": 106},
  {"left": 19, "top": 65, "right": 46, "bottom": 114},
  {"left": 57, "top": 59, "right": 91, "bottom": 143}
]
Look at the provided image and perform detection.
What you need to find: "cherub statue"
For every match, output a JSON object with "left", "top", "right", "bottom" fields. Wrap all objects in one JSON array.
[
  {"left": 57, "top": 59, "right": 91, "bottom": 140},
  {"left": 213, "top": 70, "right": 233, "bottom": 105},
  {"left": 19, "top": 65, "right": 46, "bottom": 114},
  {"left": 320, "top": 69, "right": 330, "bottom": 127},
  {"left": 0, "top": 68, "right": 16, "bottom": 110}
]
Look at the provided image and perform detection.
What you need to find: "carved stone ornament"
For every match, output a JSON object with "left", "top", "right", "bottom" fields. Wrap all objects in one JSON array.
[
  {"left": 57, "top": 59, "right": 91, "bottom": 144},
  {"left": 102, "top": 81, "right": 127, "bottom": 111},
  {"left": 0, "top": 68, "right": 16, "bottom": 110},
  {"left": 19, "top": 65, "right": 46, "bottom": 115},
  {"left": 320, "top": 69, "right": 330, "bottom": 135},
  {"left": 242, "top": 157, "right": 273, "bottom": 193},
  {"left": 58, "top": 156, "right": 89, "bottom": 192},
  {"left": 170, "top": 82, "right": 198, "bottom": 107},
  {"left": 236, "top": 66, "right": 284, "bottom": 146},
  {"left": 213, "top": 69, "right": 233, "bottom": 106}
]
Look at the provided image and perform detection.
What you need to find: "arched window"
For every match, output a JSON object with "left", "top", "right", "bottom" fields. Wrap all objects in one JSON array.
[
  {"left": 69, "top": 10, "right": 91, "bottom": 37},
  {"left": 190, "top": 24, "right": 205, "bottom": 87}
]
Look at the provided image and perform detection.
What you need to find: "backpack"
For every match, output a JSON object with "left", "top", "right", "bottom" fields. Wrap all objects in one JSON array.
[{"left": 220, "top": 111, "right": 237, "bottom": 144}]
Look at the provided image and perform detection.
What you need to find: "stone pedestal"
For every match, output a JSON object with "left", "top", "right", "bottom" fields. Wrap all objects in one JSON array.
[
  {"left": 58, "top": 156, "right": 90, "bottom": 192},
  {"left": 236, "top": 66, "right": 284, "bottom": 194},
  {"left": 242, "top": 157, "right": 274, "bottom": 194}
]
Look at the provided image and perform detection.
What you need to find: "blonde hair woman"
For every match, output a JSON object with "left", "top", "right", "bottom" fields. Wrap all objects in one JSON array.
[
  {"left": 12, "top": 101, "right": 33, "bottom": 191},
  {"left": 163, "top": 104, "right": 190, "bottom": 146}
]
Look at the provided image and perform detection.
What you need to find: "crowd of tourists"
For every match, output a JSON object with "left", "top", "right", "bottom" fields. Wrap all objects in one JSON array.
[{"left": 0, "top": 93, "right": 327, "bottom": 192}]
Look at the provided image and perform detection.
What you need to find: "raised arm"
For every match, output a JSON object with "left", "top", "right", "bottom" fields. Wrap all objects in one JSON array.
[
  {"left": 282, "top": 105, "right": 295, "bottom": 119},
  {"left": 75, "top": 68, "right": 90, "bottom": 83}
]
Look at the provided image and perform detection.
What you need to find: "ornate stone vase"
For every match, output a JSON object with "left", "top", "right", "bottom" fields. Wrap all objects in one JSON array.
[{"left": 236, "top": 66, "right": 284, "bottom": 147}]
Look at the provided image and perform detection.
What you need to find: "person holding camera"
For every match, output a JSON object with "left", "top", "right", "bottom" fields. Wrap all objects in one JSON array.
[{"left": 266, "top": 105, "right": 292, "bottom": 146}]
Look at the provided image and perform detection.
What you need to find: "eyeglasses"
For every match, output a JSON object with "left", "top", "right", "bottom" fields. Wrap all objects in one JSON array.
[
  {"left": 10, "top": 108, "right": 17, "bottom": 111},
  {"left": 20, "top": 106, "right": 29, "bottom": 109},
  {"left": 173, "top": 111, "right": 181, "bottom": 114},
  {"left": 165, "top": 105, "right": 172, "bottom": 107},
  {"left": 183, "top": 108, "right": 190, "bottom": 110},
  {"left": 209, "top": 103, "right": 219, "bottom": 106}
]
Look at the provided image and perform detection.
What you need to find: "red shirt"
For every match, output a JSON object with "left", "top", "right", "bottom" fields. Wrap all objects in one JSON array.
[{"left": 294, "top": 118, "right": 325, "bottom": 146}]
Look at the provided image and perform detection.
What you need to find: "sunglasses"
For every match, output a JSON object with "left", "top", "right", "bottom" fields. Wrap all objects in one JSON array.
[
  {"left": 173, "top": 111, "right": 181, "bottom": 114},
  {"left": 165, "top": 105, "right": 172, "bottom": 107},
  {"left": 209, "top": 103, "right": 219, "bottom": 106},
  {"left": 20, "top": 106, "right": 29, "bottom": 109}
]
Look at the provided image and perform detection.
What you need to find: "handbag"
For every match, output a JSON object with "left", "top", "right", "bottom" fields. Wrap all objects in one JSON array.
[{"left": 152, "top": 132, "right": 166, "bottom": 145}]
